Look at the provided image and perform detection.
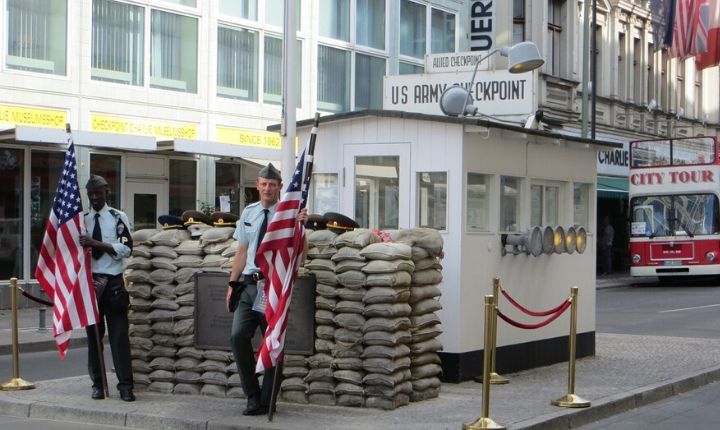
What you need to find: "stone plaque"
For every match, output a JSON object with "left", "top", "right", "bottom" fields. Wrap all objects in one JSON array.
[{"left": 194, "top": 272, "right": 316, "bottom": 355}]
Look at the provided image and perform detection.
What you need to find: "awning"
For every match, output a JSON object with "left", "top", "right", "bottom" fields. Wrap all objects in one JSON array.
[
  {"left": 597, "top": 176, "right": 628, "bottom": 199},
  {"left": 0, "top": 125, "right": 156, "bottom": 151},
  {"left": 158, "top": 138, "right": 281, "bottom": 160}
]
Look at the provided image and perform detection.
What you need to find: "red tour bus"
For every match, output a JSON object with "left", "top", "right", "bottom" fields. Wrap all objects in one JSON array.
[{"left": 629, "top": 136, "right": 720, "bottom": 279}]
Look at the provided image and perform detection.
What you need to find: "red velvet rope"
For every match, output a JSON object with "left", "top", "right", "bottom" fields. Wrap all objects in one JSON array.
[
  {"left": 500, "top": 288, "right": 570, "bottom": 317},
  {"left": 497, "top": 299, "right": 571, "bottom": 330},
  {"left": 19, "top": 288, "right": 54, "bottom": 307}
]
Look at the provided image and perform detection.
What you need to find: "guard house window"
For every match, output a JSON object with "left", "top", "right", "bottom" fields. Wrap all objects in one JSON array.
[
  {"left": 431, "top": 8, "right": 455, "bottom": 54},
  {"left": 30, "top": 150, "right": 65, "bottom": 279},
  {"left": 512, "top": 0, "right": 526, "bottom": 44},
  {"left": 217, "top": 25, "right": 258, "bottom": 101},
  {"left": 89, "top": 153, "right": 121, "bottom": 209},
  {"left": 355, "top": 156, "right": 399, "bottom": 230},
  {"left": 264, "top": 36, "right": 302, "bottom": 105},
  {"left": 319, "top": 0, "right": 350, "bottom": 41},
  {"left": 215, "top": 162, "right": 254, "bottom": 215},
  {"left": 0, "top": 148, "right": 24, "bottom": 280},
  {"left": 150, "top": 10, "right": 198, "bottom": 93},
  {"left": 317, "top": 45, "right": 350, "bottom": 112},
  {"left": 357, "top": 0, "right": 385, "bottom": 50},
  {"left": 547, "top": 0, "right": 564, "bottom": 76},
  {"left": 500, "top": 176, "right": 521, "bottom": 232},
  {"left": 6, "top": 0, "right": 67, "bottom": 75},
  {"left": 467, "top": 173, "right": 489, "bottom": 232},
  {"left": 417, "top": 172, "right": 447, "bottom": 230},
  {"left": 531, "top": 182, "right": 560, "bottom": 227},
  {"left": 573, "top": 183, "right": 590, "bottom": 229},
  {"left": 220, "top": 0, "right": 256, "bottom": 20},
  {"left": 169, "top": 159, "right": 197, "bottom": 217},
  {"left": 91, "top": 0, "right": 145, "bottom": 86},
  {"left": 310, "top": 173, "right": 339, "bottom": 215},
  {"left": 355, "top": 54, "right": 386, "bottom": 110},
  {"left": 400, "top": 0, "right": 426, "bottom": 59}
]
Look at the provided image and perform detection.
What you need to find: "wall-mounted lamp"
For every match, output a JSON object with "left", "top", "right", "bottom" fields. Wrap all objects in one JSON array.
[{"left": 439, "top": 42, "right": 545, "bottom": 117}]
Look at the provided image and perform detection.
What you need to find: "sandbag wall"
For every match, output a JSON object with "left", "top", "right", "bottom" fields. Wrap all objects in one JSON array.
[
  {"left": 281, "top": 228, "right": 444, "bottom": 410},
  {"left": 124, "top": 226, "right": 245, "bottom": 397}
]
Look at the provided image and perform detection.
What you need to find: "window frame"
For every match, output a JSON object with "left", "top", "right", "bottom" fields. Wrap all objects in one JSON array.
[
  {"left": 466, "top": 172, "right": 491, "bottom": 233},
  {"left": 416, "top": 171, "right": 447, "bottom": 231}
]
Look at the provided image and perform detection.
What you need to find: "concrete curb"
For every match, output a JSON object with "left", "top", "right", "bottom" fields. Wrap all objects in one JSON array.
[
  {"left": 0, "top": 337, "right": 88, "bottom": 356},
  {"left": 511, "top": 364, "right": 720, "bottom": 429}
]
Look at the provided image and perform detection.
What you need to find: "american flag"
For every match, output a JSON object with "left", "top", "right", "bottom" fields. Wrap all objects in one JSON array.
[
  {"left": 670, "top": 0, "right": 696, "bottom": 58},
  {"left": 696, "top": 0, "right": 720, "bottom": 69},
  {"left": 255, "top": 123, "right": 317, "bottom": 374},
  {"left": 35, "top": 141, "right": 98, "bottom": 359}
]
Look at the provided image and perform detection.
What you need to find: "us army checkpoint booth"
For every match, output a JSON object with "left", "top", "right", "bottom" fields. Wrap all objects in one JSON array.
[{"left": 283, "top": 110, "right": 621, "bottom": 382}]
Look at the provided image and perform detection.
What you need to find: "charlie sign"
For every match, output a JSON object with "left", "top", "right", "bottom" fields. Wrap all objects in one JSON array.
[{"left": 383, "top": 70, "right": 534, "bottom": 116}]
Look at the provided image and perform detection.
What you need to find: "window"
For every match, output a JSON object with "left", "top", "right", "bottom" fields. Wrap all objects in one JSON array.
[
  {"left": 169, "top": 159, "right": 197, "bottom": 217},
  {"left": 618, "top": 32, "right": 626, "bottom": 100},
  {"left": 633, "top": 37, "right": 641, "bottom": 102},
  {"left": 92, "top": 0, "right": 144, "bottom": 86},
  {"left": 150, "top": 10, "right": 198, "bottom": 93},
  {"left": 215, "top": 162, "right": 249, "bottom": 215},
  {"left": 357, "top": 0, "right": 385, "bottom": 49},
  {"left": 0, "top": 148, "right": 24, "bottom": 280},
  {"left": 263, "top": 36, "right": 302, "bottom": 105},
  {"left": 355, "top": 54, "right": 385, "bottom": 109},
  {"left": 355, "top": 156, "right": 399, "bottom": 229},
  {"left": 431, "top": 9, "right": 454, "bottom": 53},
  {"left": 319, "top": 0, "right": 350, "bottom": 41},
  {"left": 30, "top": 150, "right": 65, "bottom": 278},
  {"left": 573, "top": 183, "right": 590, "bottom": 229},
  {"left": 217, "top": 25, "right": 258, "bottom": 101},
  {"left": 677, "top": 61, "right": 685, "bottom": 118},
  {"left": 317, "top": 45, "right": 350, "bottom": 112},
  {"left": 89, "top": 154, "right": 121, "bottom": 209},
  {"left": 531, "top": 183, "right": 560, "bottom": 226},
  {"left": 513, "top": 0, "right": 525, "bottom": 44},
  {"left": 647, "top": 42, "right": 655, "bottom": 105},
  {"left": 165, "top": 0, "right": 197, "bottom": 6},
  {"left": 264, "top": 0, "right": 301, "bottom": 29},
  {"left": 399, "top": 62, "right": 423, "bottom": 74},
  {"left": 694, "top": 70, "right": 702, "bottom": 119},
  {"left": 631, "top": 194, "right": 720, "bottom": 237},
  {"left": 417, "top": 172, "right": 447, "bottom": 230},
  {"left": 400, "top": 0, "right": 425, "bottom": 59},
  {"left": 220, "top": 0, "right": 257, "bottom": 20},
  {"left": 467, "top": 173, "right": 489, "bottom": 231},
  {"left": 6, "top": 0, "right": 67, "bottom": 75},
  {"left": 311, "top": 173, "right": 339, "bottom": 214},
  {"left": 500, "top": 176, "right": 521, "bottom": 231},
  {"left": 547, "top": 0, "right": 564, "bottom": 76}
]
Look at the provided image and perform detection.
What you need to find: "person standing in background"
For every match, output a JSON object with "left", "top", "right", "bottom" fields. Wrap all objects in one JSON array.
[{"left": 600, "top": 215, "right": 614, "bottom": 276}]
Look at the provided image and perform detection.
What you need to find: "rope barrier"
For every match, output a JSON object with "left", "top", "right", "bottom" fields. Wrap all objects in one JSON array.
[
  {"left": 499, "top": 285, "right": 569, "bottom": 316},
  {"left": 497, "top": 299, "right": 571, "bottom": 330},
  {"left": 18, "top": 287, "right": 54, "bottom": 307}
]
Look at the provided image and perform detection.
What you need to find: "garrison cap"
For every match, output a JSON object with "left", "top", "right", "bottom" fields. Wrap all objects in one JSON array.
[
  {"left": 258, "top": 163, "right": 282, "bottom": 181},
  {"left": 305, "top": 214, "right": 327, "bottom": 231},
  {"left": 211, "top": 211, "right": 240, "bottom": 227},
  {"left": 86, "top": 175, "right": 109, "bottom": 189},
  {"left": 158, "top": 215, "right": 185, "bottom": 230},
  {"left": 182, "top": 210, "right": 212, "bottom": 226},
  {"left": 324, "top": 212, "right": 359, "bottom": 234}
]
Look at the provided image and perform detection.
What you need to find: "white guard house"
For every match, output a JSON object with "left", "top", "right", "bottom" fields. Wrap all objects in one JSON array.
[{"left": 280, "top": 110, "right": 622, "bottom": 382}]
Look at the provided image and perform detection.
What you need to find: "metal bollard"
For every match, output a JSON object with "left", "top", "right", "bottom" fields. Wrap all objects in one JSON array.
[
  {"left": 551, "top": 286, "right": 590, "bottom": 408},
  {"left": 1, "top": 278, "right": 35, "bottom": 391}
]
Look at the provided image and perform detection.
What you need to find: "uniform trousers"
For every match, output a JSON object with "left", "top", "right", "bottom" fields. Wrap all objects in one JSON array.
[
  {"left": 230, "top": 279, "right": 278, "bottom": 406},
  {"left": 86, "top": 274, "right": 133, "bottom": 391}
]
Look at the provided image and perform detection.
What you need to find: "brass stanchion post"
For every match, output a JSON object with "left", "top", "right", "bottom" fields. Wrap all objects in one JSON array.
[
  {"left": 1, "top": 278, "right": 35, "bottom": 390},
  {"left": 551, "top": 286, "right": 589, "bottom": 408},
  {"left": 463, "top": 295, "right": 505, "bottom": 430},
  {"left": 489, "top": 278, "right": 508, "bottom": 384}
]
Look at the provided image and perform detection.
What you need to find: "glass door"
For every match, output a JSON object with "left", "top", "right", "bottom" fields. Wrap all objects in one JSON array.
[
  {"left": 124, "top": 181, "right": 168, "bottom": 231},
  {"left": 343, "top": 144, "right": 411, "bottom": 229}
]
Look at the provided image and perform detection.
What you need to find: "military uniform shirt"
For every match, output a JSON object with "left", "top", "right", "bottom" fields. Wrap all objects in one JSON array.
[
  {"left": 85, "top": 204, "right": 132, "bottom": 275},
  {"left": 233, "top": 201, "right": 278, "bottom": 275}
]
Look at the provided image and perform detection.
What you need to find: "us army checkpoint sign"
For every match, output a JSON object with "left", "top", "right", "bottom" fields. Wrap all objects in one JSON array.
[{"left": 383, "top": 69, "right": 535, "bottom": 117}]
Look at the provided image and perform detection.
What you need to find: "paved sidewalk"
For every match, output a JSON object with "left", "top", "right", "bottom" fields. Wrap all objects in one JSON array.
[{"left": 3, "top": 274, "right": 720, "bottom": 429}]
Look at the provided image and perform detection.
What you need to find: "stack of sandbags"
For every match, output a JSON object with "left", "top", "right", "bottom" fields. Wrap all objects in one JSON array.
[
  {"left": 357, "top": 240, "right": 414, "bottom": 410},
  {"left": 198, "top": 349, "right": 233, "bottom": 397},
  {"left": 303, "top": 229, "right": 340, "bottom": 406},
  {"left": 280, "top": 354, "right": 309, "bottom": 403},
  {"left": 395, "top": 228, "right": 444, "bottom": 401}
]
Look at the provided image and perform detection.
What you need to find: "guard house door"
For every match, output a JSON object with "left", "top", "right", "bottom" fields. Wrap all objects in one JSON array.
[
  {"left": 125, "top": 181, "right": 168, "bottom": 231},
  {"left": 342, "top": 143, "right": 411, "bottom": 229}
]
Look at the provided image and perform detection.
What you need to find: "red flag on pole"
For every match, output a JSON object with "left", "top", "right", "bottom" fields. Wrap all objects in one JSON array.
[
  {"left": 254, "top": 122, "right": 317, "bottom": 374},
  {"left": 696, "top": 0, "right": 720, "bottom": 69},
  {"left": 34, "top": 140, "right": 98, "bottom": 359}
]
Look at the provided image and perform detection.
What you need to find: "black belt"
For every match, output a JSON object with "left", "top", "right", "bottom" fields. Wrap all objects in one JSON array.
[
  {"left": 93, "top": 273, "right": 123, "bottom": 279},
  {"left": 243, "top": 272, "right": 264, "bottom": 283}
]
